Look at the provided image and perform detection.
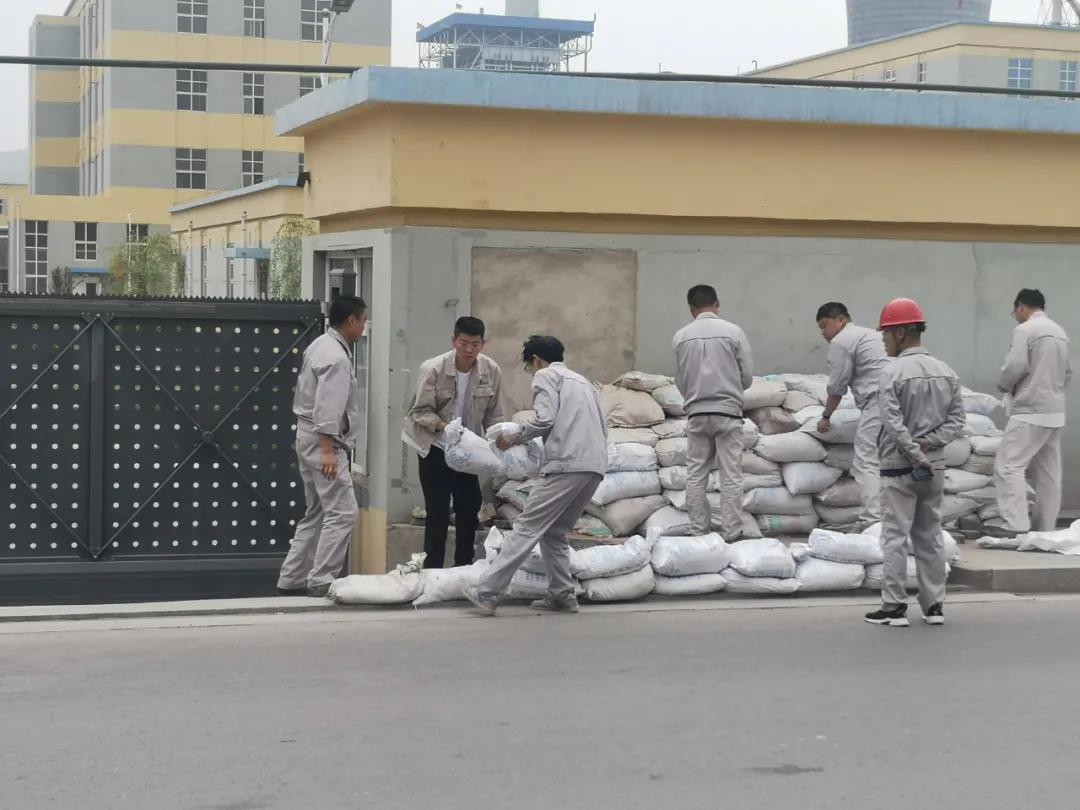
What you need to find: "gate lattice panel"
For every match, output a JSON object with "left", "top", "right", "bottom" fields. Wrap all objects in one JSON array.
[{"left": 0, "top": 296, "right": 322, "bottom": 575}]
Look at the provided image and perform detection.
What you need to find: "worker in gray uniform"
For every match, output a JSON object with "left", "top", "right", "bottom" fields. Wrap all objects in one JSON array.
[
  {"left": 277, "top": 295, "right": 367, "bottom": 598},
  {"left": 990, "top": 289, "right": 1072, "bottom": 537},
  {"left": 464, "top": 335, "right": 607, "bottom": 616},
  {"left": 815, "top": 302, "right": 889, "bottom": 530},
  {"left": 866, "top": 298, "right": 965, "bottom": 628},
  {"left": 673, "top": 284, "right": 753, "bottom": 540}
]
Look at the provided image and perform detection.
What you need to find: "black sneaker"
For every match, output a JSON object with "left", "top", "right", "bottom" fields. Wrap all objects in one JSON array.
[
  {"left": 276, "top": 586, "right": 308, "bottom": 597},
  {"left": 865, "top": 604, "right": 909, "bottom": 627},
  {"left": 923, "top": 604, "right": 945, "bottom": 626},
  {"left": 306, "top": 583, "right": 331, "bottom": 598}
]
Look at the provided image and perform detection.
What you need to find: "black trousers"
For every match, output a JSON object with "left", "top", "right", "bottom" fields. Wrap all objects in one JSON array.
[{"left": 418, "top": 447, "right": 481, "bottom": 569}]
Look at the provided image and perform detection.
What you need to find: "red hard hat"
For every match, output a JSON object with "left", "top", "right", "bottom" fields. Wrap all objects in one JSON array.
[{"left": 879, "top": 298, "right": 926, "bottom": 329}]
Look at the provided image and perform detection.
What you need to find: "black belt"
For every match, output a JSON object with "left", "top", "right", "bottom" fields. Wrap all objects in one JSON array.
[
  {"left": 689, "top": 412, "right": 743, "bottom": 420},
  {"left": 880, "top": 468, "right": 914, "bottom": 478}
]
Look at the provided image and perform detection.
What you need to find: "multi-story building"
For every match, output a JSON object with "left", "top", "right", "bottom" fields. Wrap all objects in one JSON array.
[
  {"left": 6, "top": 0, "right": 390, "bottom": 295},
  {"left": 753, "top": 21, "right": 1080, "bottom": 91}
]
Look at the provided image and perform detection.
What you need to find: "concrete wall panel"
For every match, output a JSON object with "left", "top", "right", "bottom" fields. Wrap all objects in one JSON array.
[
  {"left": 33, "top": 102, "right": 80, "bottom": 138},
  {"left": 33, "top": 167, "right": 79, "bottom": 195}
]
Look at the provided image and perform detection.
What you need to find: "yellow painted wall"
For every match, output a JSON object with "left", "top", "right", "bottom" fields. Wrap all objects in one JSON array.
[
  {"left": 32, "top": 137, "right": 80, "bottom": 168},
  {"left": 170, "top": 186, "right": 307, "bottom": 234},
  {"left": 106, "top": 110, "right": 304, "bottom": 152},
  {"left": 298, "top": 104, "right": 1080, "bottom": 233},
  {"left": 34, "top": 69, "right": 81, "bottom": 103},
  {"left": 14, "top": 187, "right": 203, "bottom": 224}
]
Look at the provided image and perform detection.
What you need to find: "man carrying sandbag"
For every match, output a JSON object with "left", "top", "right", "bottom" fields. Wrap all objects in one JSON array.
[
  {"left": 277, "top": 296, "right": 367, "bottom": 598},
  {"left": 403, "top": 317, "right": 504, "bottom": 569},
  {"left": 673, "top": 285, "right": 754, "bottom": 541},
  {"left": 988, "top": 289, "right": 1071, "bottom": 538},
  {"left": 867, "top": 298, "right": 965, "bottom": 628},
  {"left": 464, "top": 336, "right": 607, "bottom": 616},
  {"left": 815, "top": 302, "right": 889, "bottom": 530}
]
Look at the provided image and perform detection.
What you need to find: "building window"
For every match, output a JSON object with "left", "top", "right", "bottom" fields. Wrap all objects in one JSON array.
[
  {"left": 243, "top": 73, "right": 265, "bottom": 115},
  {"left": 244, "top": 0, "right": 266, "bottom": 37},
  {"left": 176, "top": 148, "right": 208, "bottom": 190},
  {"left": 883, "top": 68, "right": 896, "bottom": 83},
  {"left": 178, "top": 0, "right": 208, "bottom": 34},
  {"left": 176, "top": 69, "right": 208, "bottom": 111},
  {"left": 299, "top": 76, "right": 323, "bottom": 97},
  {"left": 242, "top": 150, "right": 264, "bottom": 186},
  {"left": 917, "top": 61, "right": 927, "bottom": 84},
  {"left": 200, "top": 243, "right": 208, "bottom": 296},
  {"left": 301, "top": 0, "right": 332, "bottom": 42},
  {"left": 298, "top": 152, "right": 305, "bottom": 173},
  {"left": 1008, "top": 58, "right": 1033, "bottom": 90},
  {"left": 127, "top": 223, "right": 150, "bottom": 243},
  {"left": 75, "top": 222, "right": 98, "bottom": 261},
  {"left": 24, "top": 220, "right": 48, "bottom": 295},
  {"left": 1061, "top": 60, "right": 1078, "bottom": 93}
]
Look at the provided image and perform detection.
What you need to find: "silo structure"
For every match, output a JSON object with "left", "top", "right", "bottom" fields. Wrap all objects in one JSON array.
[
  {"left": 846, "top": 0, "right": 993, "bottom": 46},
  {"left": 506, "top": 0, "right": 541, "bottom": 17}
]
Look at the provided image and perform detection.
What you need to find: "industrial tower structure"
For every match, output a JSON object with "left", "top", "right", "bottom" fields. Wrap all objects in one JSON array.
[
  {"left": 418, "top": 2, "right": 594, "bottom": 73},
  {"left": 846, "top": 0, "right": 992, "bottom": 46}
]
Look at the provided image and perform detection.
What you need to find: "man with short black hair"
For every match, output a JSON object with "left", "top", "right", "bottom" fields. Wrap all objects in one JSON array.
[
  {"left": 673, "top": 284, "right": 753, "bottom": 540},
  {"left": 403, "top": 316, "right": 504, "bottom": 568},
  {"left": 463, "top": 335, "right": 607, "bottom": 616},
  {"left": 278, "top": 295, "right": 367, "bottom": 598},
  {"left": 815, "top": 301, "right": 889, "bottom": 529},
  {"left": 990, "top": 289, "right": 1072, "bottom": 536}
]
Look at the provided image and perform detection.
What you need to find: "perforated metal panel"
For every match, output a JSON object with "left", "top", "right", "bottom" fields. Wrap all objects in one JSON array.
[{"left": 0, "top": 296, "right": 322, "bottom": 575}]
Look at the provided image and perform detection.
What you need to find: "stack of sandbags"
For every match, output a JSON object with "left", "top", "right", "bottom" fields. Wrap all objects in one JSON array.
[
  {"left": 649, "top": 529, "right": 731, "bottom": 595},
  {"left": 571, "top": 533, "right": 657, "bottom": 602},
  {"left": 800, "top": 528, "right": 879, "bottom": 591},
  {"left": 722, "top": 537, "right": 799, "bottom": 594},
  {"left": 860, "top": 523, "right": 959, "bottom": 591},
  {"left": 477, "top": 528, "right": 588, "bottom": 601}
]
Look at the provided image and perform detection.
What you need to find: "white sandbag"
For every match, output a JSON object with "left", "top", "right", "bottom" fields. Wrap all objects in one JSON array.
[
  {"left": 329, "top": 553, "right": 425, "bottom": 605},
  {"left": 794, "top": 404, "right": 825, "bottom": 424},
  {"left": 782, "top": 462, "right": 843, "bottom": 496},
  {"left": 483, "top": 527, "right": 505, "bottom": 561},
  {"left": 614, "top": 371, "right": 673, "bottom": 392},
  {"left": 747, "top": 406, "right": 800, "bottom": 435},
  {"left": 599, "top": 384, "right": 666, "bottom": 428},
  {"left": 589, "top": 494, "right": 669, "bottom": 537},
  {"left": 945, "top": 469, "right": 991, "bottom": 494},
  {"left": 504, "top": 569, "right": 585, "bottom": 601},
  {"left": 721, "top": 569, "right": 800, "bottom": 595},
  {"left": 756, "top": 514, "right": 819, "bottom": 535},
  {"left": 863, "top": 558, "right": 951, "bottom": 591},
  {"left": 728, "top": 537, "right": 797, "bottom": 578},
  {"left": 743, "top": 487, "right": 815, "bottom": 516},
  {"left": 941, "top": 495, "right": 980, "bottom": 522},
  {"left": 413, "top": 560, "right": 490, "bottom": 606},
  {"left": 653, "top": 572, "right": 728, "bottom": 596},
  {"left": 575, "top": 515, "right": 615, "bottom": 539},
  {"left": 979, "top": 503, "right": 1001, "bottom": 521},
  {"left": 569, "top": 533, "right": 655, "bottom": 579},
  {"left": 740, "top": 512, "right": 765, "bottom": 539},
  {"left": 795, "top": 557, "right": 866, "bottom": 592},
  {"left": 591, "top": 470, "right": 662, "bottom": 507},
  {"left": 976, "top": 534, "right": 1021, "bottom": 550},
  {"left": 800, "top": 409, "right": 861, "bottom": 444},
  {"left": 783, "top": 390, "right": 822, "bottom": 413},
  {"left": 788, "top": 542, "right": 812, "bottom": 562},
  {"left": 641, "top": 506, "right": 693, "bottom": 536},
  {"left": 496, "top": 503, "right": 521, "bottom": 523},
  {"left": 1017, "top": 527, "right": 1080, "bottom": 556},
  {"left": 661, "top": 467, "right": 782, "bottom": 494},
  {"left": 961, "top": 453, "right": 996, "bottom": 476},
  {"left": 962, "top": 388, "right": 1002, "bottom": 416},
  {"left": 970, "top": 435, "right": 1002, "bottom": 456},
  {"left": 607, "top": 442, "right": 660, "bottom": 473},
  {"left": 582, "top": 564, "right": 655, "bottom": 602},
  {"left": 608, "top": 427, "right": 660, "bottom": 447},
  {"left": 443, "top": 420, "right": 505, "bottom": 477},
  {"left": 962, "top": 485, "right": 998, "bottom": 505},
  {"left": 865, "top": 523, "right": 960, "bottom": 562},
  {"left": 652, "top": 384, "right": 686, "bottom": 417},
  {"left": 823, "top": 444, "right": 855, "bottom": 472},
  {"left": 808, "top": 528, "right": 883, "bottom": 564},
  {"left": 743, "top": 452, "right": 781, "bottom": 475},
  {"left": 965, "top": 413, "right": 1002, "bottom": 438},
  {"left": 486, "top": 424, "right": 544, "bottom": 481},
  {"left": 659, "top": 466, "right": 687, "bottom": 491},
  {"left": 814, "top": 477, "right": 863, "bottom": 508},
  {"left": 742, "top": 376, "right": 788, "bottom": 410},
  {"left": 742, "top": 419, "right": 760, "bottom": 449},
  {"left": 754, "top": 432, "right": 826, "bottom": 464},
  {"left": 496, "top": 480, "right": 534, "bottom": 511},
  {"left": 815, "top": 504, "right": 862, "bottom": 528},
  {"left": 655, "top": 437, "right": 689, "bottom": 467},
  {"left": 944, "top": 438, "right": 972, "bottom": 468},
  {"left": 777, "top": 373, "right": 828, "bottom": 402},
  {"left": 653, "top": 420, "right": 687, "bottom": 440},
  {"left": 650, "top": 532, "right": 730, "bottom": 576}
]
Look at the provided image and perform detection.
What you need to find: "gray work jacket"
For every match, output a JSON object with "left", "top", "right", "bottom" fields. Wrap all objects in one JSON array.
[
  {"left": 293, "top": 328, "right": 362, "bottom": 451},
  {"left": 519, "top": 363, "right": 607, "bottom": 476},
  {"left": 999, "top": 312, "right": 1071, "bottom": 416},
  {"left": 877, "top": 347, "right": 966, "bottom": 471},
  {"left": 673, "top": 312, "right": 754, "bottom": 418},
  {"left": 826, "top": 323, "right": 889, "bottom": 410}
]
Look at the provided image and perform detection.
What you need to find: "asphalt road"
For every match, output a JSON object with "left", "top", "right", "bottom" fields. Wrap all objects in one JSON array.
[{"left": 2, "top": 595, "right": 1079, "bottom": 810}]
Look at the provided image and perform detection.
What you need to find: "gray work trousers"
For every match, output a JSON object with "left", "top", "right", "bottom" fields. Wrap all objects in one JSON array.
[
  {"left": 880, "top": 471, "right": 947, "bottom": 611},
  {"left": 851, "top": 403, "right": 882, "bottom": 526},
  {"left": 993, "top": 419, "right": 1063, "bottom": 533},
  {"left": 686, "top": 414, "right": 743, "bottom": 539},
  {"left": 479, "top": 472, "right": 602, "bottom": 600},
  {"left": 277, "top": 428, "right": 358, "bottom": 590}
]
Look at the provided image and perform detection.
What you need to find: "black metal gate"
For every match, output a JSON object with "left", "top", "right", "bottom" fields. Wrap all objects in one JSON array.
[{"left": 0, "top": 295, "right": 323, "bottom": 605}]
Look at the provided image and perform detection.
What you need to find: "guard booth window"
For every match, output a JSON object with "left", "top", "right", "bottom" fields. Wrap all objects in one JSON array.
[{"left": 326, "top": 252, "right": 372, "bottom": 477}]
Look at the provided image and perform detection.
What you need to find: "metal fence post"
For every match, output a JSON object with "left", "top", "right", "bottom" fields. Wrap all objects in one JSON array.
[{"left": 87, "top": 314, "right": 107, "bottom": 557}]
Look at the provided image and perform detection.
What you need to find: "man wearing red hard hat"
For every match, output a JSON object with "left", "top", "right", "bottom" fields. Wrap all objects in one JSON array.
[{"left": 867, "top": 298, "right": 966, "bottom": 628}]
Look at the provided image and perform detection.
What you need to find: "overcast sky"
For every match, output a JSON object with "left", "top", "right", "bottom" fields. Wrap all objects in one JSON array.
[{"left": 0, "top": 0, "right": 1049, "bottom": 153}]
